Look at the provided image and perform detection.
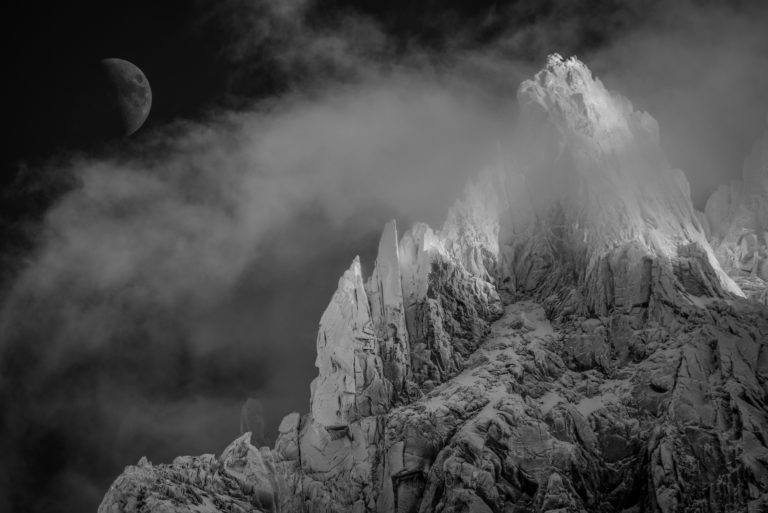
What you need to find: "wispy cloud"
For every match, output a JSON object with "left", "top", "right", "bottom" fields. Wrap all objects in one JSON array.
[{"left": 1, "top": 1, "right": 767, "bottom": 512}]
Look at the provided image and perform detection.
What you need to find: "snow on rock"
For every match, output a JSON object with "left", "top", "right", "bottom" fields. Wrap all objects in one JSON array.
[
  {"left": 310, "top": 257, "right": 391, "bottom": 427},
  {"left": 441, "top": 171, "right": 505, "bottom": 282},
  {"left": 98, "top": 434, "right": 294, "bottom": 513},
  {"left": 499, "top": 54, "right": 742, "bottom": 324},
  {"left": 365, "top": 220, "right": 413, "bottom": 401},
  {"left": 398, "top": 218, "right": 503, "bottom": 389},
  {"left": 98, "top": 56, "right": 768, "bottom": 513}
]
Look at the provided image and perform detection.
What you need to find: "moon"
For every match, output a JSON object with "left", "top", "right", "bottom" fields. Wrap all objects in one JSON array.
[{"left": 100, "top": 58, "right": 152, "bottom": 136}]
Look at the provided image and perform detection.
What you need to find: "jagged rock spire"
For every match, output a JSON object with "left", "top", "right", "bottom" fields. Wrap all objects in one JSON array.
[
  {"left": 310, "top": 257, "right": 391, "bottom": 427},
  {"left": 365, "top": 220, "right": 412, "bottom": 399},
  {"left": 502, "top": 53, "right": 742, "bottom": 316},
  {"left": 98, "top": 55, "right": 768, "bottom": 513}
]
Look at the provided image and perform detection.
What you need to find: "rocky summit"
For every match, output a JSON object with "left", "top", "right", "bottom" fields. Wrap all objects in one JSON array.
[{"left": 98, "top": 55, "right": 768, "bottom": 513}]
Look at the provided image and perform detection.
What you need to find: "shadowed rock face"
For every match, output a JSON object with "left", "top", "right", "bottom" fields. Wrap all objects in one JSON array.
[{"left": 98, "top": 55, "right": 768, "bottom": 513}]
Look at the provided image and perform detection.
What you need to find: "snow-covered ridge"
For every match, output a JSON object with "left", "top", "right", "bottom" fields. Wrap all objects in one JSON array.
[{"left": 518, "top": 54, "right": 657, "bottom": 145}]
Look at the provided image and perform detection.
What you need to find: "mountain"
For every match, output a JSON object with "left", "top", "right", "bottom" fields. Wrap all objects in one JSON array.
[
  {"left": 702, "top": 115, "right": 768, "bottom": 305},
  {"left": 98, "top": 55, "right": 768, "bottom": 513}
]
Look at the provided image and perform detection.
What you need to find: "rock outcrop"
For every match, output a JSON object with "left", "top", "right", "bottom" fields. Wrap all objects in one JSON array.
[
  {"left": 310, "top": 256, "right": 391, "bottom": 427},
  {"left": 704, "top": 114, "right": 768, "bottom": 304},
  {"left": 99, "top": 55, "right": 768, "bottom": 513},
  {"left": 365, "top": 220, "right": 413, "bottom": 401},
  {"left": 98, "top": 434, "right": 293, "bottom": 513}
]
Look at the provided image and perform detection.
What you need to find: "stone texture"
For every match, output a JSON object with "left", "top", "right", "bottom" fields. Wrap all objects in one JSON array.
[
  {"left": 365, "top": 220, "right": 413, "bottom": 401},
  {"left": 99, "top": 56, "right": 768, "bottom": 513},
  {"left": 98, "top": 434, "right": 294, "bottom": 513},
  {"left": 399, "top": 221, "right": 503, "bottom": 389},
  {"left": 310, "top": 257, "right": 391, "bottom": 427}
]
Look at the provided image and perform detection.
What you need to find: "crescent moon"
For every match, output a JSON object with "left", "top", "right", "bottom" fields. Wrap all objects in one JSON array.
[{"left": 100, "top": 58, "right": 152, "bottom": 136}]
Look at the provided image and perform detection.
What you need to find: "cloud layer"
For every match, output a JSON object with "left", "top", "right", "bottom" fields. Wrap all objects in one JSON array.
[
  {"left": 0, "top": 58, "right": 515, "bottom": 513},
  {"left": 1, "top": 1, "right": 767, "bottom": 512}
]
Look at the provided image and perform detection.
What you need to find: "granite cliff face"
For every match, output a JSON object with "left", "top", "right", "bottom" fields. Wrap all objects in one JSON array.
[{"left": 99, "top": 55, "right": 768, "bottom": 513}]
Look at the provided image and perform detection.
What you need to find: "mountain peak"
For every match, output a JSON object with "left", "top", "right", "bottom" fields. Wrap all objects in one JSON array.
[
  {"left": 98, "top": 55, "right": 768, "bottom": 513},
  {"left": 517, "top": 54, "right": 656, "bottom": 144},
  {"left": 500, "top": 56, "right": 744, "bottom": 312}
]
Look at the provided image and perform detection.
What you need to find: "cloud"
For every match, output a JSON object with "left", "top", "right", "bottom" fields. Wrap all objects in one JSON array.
[
  {"left": 1, "top": 1, "right": 767, "bottom": 512},
  {"left": 209, "top": 0, "right": 768, "bottom": 207},
  {"left": 0, "top": 51, "right": 516, "bottom": 513},
  {"left": 587, "top": 0, "right": 768, "bottom": 204},
  {"left": 202, "top": 0, "right": 391, "bottom": 93}
]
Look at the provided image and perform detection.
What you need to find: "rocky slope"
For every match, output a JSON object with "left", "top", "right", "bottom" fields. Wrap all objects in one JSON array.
[
  {"left": 702, "top": 115, "right": 768, "bottom": 304},
  {"left": 99, "top": 55, "right": 768, "bottom": 513}
]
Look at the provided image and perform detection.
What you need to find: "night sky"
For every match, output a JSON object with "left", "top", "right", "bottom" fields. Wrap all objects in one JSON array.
[{"left": 2, "top": 1, "right": 767, "bottom": 512}]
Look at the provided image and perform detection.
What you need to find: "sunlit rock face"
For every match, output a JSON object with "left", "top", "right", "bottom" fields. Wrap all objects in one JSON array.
[
  {"left": 398, "top": 220, "right": 503, "bottom": 390},
  {"left": 500, "top": 54, "right": 742, "bottom": 319},
  {"left": 310, "top": 256, "right": 391, "bottom": 428},
  {"left": 99, "top": 56, "right": 768, "bottom": 513},
  {"left": 705, "top": 115, "right": 768, "bottom": 304},
  {"left": 365, "top": 220, "right": 413, "bottom": 402}
]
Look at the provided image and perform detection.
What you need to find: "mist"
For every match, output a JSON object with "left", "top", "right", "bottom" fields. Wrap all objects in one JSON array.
[
  {"left": 1, "top": 1, "right": 766, "bottom": 512},
  {"left": 0, "top": 63, "right": 516, "bottom": 513}
]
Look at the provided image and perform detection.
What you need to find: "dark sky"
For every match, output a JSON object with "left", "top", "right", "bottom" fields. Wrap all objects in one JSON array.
[
  {"left": 1, "top": 1, "right": 767, "bottom": 513},
  {"left": 5, "top": 2, "right": 223, "bottom": 157},
  {"left": 0, "top": 3, "right": 503, "bottom": 512},
  {"left": 3, "top": 1, "right": 227, "bottom": 291},
  {"left": 1, "top": 0, "right": 663, "bottom": 176},
  {"left": 1, "top": 0, "right": 505, "bottom": 276}
]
